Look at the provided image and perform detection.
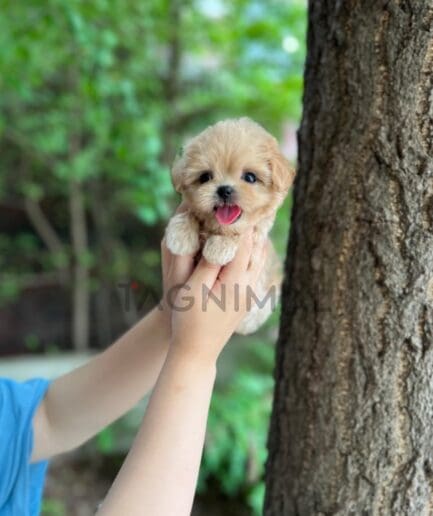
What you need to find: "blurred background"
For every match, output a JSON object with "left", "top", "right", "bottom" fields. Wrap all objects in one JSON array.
[{"left": 0, "top": 0, "right": 306, "bottom": 514}]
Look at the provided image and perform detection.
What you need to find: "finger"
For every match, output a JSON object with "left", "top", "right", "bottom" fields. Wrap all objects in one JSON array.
[
  {"left": 161, "top": 237, "right": 170, "bottom": 260},
  {"left": 188, "top": 256, "right": 222, "bottom": 293},
  {"left": 218, "top": 230, "right": 254, "bottom": 282},
  {"left": 161, "top": 237, "right": 172, "bottom": 276},
  {"left": 162, "top": 237, "right": 195, "bottom": 288},
  {"left": 170, "top": 252, "right": 195, "bottom": 286}
]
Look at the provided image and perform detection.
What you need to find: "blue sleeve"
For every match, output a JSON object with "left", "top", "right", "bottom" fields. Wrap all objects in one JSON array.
[{"left": 0, "top": 377, "right": 51, "bottom": 516}]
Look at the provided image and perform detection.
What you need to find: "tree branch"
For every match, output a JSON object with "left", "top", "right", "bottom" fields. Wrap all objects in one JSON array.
[
  {"left": 24, "top": 198, "right": 66, "bottom": 258},
  {"left": 69, "top": 176, "right": 90, "bottom": 351},
  {"left": 5, "top": 128, "right": 56, "bottom": 170}
]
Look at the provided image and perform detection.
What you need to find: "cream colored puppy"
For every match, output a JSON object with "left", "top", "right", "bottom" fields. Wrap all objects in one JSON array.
[{"left": 165, "top": 117, "right": 294, "bottom": 334}]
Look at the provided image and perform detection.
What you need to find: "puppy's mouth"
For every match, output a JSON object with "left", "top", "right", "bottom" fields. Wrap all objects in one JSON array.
[{"left": 213, "top": 204, "right": 242, "bottom": 225}]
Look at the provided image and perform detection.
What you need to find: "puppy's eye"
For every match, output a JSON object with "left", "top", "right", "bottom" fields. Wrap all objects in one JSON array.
[
  {"left": 242, "top": 171, "right": 257, "bottom": 184},
  {"left": 199, "top": 171, "right": 213, "bottom": 184}
]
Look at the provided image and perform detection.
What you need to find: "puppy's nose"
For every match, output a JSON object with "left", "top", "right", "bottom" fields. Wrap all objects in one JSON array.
[{"left": 217, "top": 185, "right": 234, "bottom": 201}]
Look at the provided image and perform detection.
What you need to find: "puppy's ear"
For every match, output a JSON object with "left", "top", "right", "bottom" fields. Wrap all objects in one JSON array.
[
  {"left": 268, "top": 143, "right": 295, "bottom": 194},
  {"left": 171, "top": 147, "right": 187, "bottom": 193}
]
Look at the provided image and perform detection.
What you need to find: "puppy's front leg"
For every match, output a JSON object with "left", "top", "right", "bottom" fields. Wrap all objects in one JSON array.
[
  {"left": 202, "top": 235, "right": 239, "bottom": 265},
  {"left": 165, "top": 211, "right": 200, "bottom": 256}
]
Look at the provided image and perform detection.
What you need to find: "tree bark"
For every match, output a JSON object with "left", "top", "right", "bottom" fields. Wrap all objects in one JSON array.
[
  {"left": 24, "top": 198, "right": 65, "bottom": 258},
  {"left": 89, "top": 178, "right": 113, "bottom": 348},
  {"left": 162, "top": 0, "right": 183, "bottom": 166},
  {"left": 265, "top": 1, "right": 433, "bottom": 515},
  {"left": 69, "top": 178, "right": 90, "bottom": 351}
]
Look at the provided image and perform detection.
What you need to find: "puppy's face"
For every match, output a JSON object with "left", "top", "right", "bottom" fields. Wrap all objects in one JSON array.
[{"left": 172, "top": 118, "right": 295, "bottom": 235}]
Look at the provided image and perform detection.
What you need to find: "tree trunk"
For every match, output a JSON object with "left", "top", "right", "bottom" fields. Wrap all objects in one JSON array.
[
  {"left": 265, "top": 2, "right": 433, "bottom": 515},
  {"left": 89, "top": 178, "right": 113, "bottom": 348},
  {"left": 162, "top": 0, "right": 183, "bottom": 166},
  {"left": 69, "top": 178, "right": 90, "bottom": 351}
]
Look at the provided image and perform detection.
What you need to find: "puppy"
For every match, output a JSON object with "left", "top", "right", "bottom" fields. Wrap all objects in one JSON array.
[{"left": 165, "top": 117, "right": 295, "bottom": 334}]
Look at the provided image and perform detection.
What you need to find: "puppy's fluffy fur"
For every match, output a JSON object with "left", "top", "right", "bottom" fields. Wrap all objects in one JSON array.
[{"left": 165, "top": 117, "right": 294, "bottom": 334}]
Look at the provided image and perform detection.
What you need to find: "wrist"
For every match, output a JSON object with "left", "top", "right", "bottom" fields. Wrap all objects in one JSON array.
[{"left": 167, "top": 340, "right": 218, "bottom": 375}]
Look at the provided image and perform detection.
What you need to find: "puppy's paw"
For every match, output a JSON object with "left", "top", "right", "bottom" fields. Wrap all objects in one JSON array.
[
  {"left": 203, "top": 235, "right": 238, "bottom": 265},
  {"left": 165, "top": 212, "right": 200, "bottom": 256}
]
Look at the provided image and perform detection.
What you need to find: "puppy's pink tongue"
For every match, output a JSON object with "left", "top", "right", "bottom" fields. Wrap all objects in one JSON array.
[{"left": 215, "top": 205, "right": 242, "bottom": 225}]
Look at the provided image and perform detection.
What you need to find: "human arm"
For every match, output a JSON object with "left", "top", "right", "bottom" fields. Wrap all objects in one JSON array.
[
  {"left": 31, "top": 308, "right": 169, "bottom": 462},
  {"left": 97, "top": 231, "right": 267, "bottom": 516},
  {"left": 31, "top": 218, "right": 195, "bottom": 463}
]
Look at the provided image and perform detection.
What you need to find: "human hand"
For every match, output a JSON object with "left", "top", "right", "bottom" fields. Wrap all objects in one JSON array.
[
  {"left": 160, "top": 203, "right": 197, "bottom": 327},
  {"left": 168, "top": 230, "right": 268, "bottom": 366}
]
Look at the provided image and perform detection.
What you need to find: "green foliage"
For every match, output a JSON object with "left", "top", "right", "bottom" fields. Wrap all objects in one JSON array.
[
  {"left": 0, "top": 0, "right": 305, "bottom": 297},
  {"left": 24, "top": 333, "right": 42, "bottom": 352},
  {"left": 272, "top": 193, "right": 293, "bottom": 257},
  {"left": 0, "top": 275, "right": 20, "bottom": 306},
  {"left": 0, "top": 0, "right": 307, "bottom": 510},
  {"left": 96, "top": 426, "right": 116, "bottom": 454},
  {"left": 41, "top": 498, "right": 66, "bottom": 516},
  {"left": 200, "top": 346, "right": 275, "bottom": 515}
]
